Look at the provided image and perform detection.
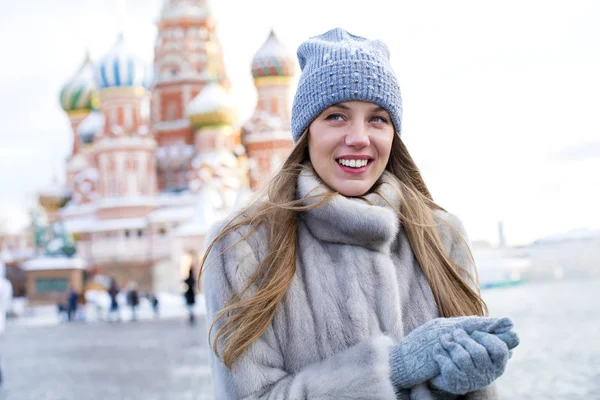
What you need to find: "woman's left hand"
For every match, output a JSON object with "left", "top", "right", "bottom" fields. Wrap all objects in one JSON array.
[{"left": 430, "top": 329, "right": 516, "bottom": 394}]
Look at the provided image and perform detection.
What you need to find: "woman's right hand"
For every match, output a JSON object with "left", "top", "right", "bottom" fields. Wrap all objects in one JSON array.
[{"left": 389, "top": 316, "right": 515, "bottom": 389}]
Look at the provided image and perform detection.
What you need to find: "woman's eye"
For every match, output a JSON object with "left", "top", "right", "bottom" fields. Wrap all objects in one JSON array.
[
  {"left": 371, "top": 115, "right": 389, "bottom": 124},
  {"left": 325, "top": 113, "right": 345, "bottom": 121}
]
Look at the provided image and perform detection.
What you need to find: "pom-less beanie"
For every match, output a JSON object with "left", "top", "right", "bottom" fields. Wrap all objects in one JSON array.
[{"left": 291, "top": 28, "right": 403, "bottom": 142}]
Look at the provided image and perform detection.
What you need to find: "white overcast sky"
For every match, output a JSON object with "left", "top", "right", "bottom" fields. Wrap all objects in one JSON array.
[{"left": 0, "top": 0, "right": 599, "bottom": 245}]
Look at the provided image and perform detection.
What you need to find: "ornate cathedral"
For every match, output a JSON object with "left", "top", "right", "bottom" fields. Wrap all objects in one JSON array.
[{"left": 31, "top": 0, "right": 296, "bottom": 301}]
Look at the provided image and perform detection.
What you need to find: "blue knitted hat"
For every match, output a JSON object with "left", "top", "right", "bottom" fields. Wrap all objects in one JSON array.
[{"left": 291, "top": 28, "right": 402, "bottom": 142}]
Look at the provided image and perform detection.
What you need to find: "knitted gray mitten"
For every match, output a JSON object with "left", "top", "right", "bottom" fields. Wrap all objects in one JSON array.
[
  {"left": 431, "top": 329, "right": 517, "bottom": 394},
  {"left": 389, "top": 316, "right": 513, "bottom": 389}
]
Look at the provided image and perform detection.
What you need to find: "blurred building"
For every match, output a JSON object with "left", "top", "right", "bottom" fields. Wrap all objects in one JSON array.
[
  {"left": 21, "top": 0, "right": 296, "bottom": 299},
  {"left": 521, "top": 229, "right": 600, "bottom": 280}
]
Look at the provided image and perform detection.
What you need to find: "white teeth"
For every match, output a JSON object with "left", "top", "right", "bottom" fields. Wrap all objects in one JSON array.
[{"left": 337, "top": 159, "right": 369, "bottom": 168}]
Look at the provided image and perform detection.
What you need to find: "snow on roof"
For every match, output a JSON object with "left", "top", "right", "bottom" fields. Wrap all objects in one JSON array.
[
  {"left": 191, "top": 150, "right": 237, "bottom": 169},
  {"left": 243, "top": 129, "right": 293, "bottom": 144},
  {"left": 67, "top": 154, "right": 89, "bottom": 172},
  {"left": 75, "top": 168, "right": 99, "bottom": 183},
  {"left": 39, "top": 181, "right": 70, "bottom": 198},
  {"left": 0, "top": 248, "right": 36, "bottom": 263},
  {"left": 77, "top": 111, "right": 105, "bottom": 136},
  {"left": 89, "top": 217, "right": 148, "bottom": 232},
  {"left": 62, "top": 214, "right": 151, "bottom": 233},
  {"left": 242, "top": 111, "right": 291, "bottom": 138},
  {"left": 59, "top": 202, "right": 96, "bottom": 218},
  {"left": 148, "top": 206, "right": 195, "bottom": 223},
  {"left": 186, "top": 82, "right": 233, "bottom": 116},
  {"left": 156, "top": 192, "right": 198, "bottom": 207},
  {"left": 22, "top": 256, "right": 86, "bottom": 271},
  {"left": 92, "top": 136, "right": 155, "bottom": 151},
  {"left": 62, "top": 217, "right": 96, "bottom": 233},
  {"left": 95, "top": 196, "right": 157, "bottom": 209}
]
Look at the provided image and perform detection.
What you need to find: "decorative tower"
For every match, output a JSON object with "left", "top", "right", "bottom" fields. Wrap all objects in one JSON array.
[
  {"left": 93, "top": 34, "right": 157, "bottom": 219},
  {"left": 242, "top": 30, "right": 296, "bottom": 190},
  {"left": 59, "top": 52, "right": 100, "bottom": 193},
  {"left": 186, "top": 82, "right": 242, "bottom": 209},
  {"left": 60, "top": 51, "right": 100, "bottom": 154},
  {"left": 152, "top": 0, "right": 229, "bottom": 191}
]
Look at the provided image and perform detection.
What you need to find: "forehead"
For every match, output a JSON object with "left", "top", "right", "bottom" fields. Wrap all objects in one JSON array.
[{"left": 326, "top": 101, "right": 387, "bottom": 113}]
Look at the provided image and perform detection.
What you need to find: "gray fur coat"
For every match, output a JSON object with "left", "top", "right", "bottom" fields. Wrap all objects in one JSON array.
[{"left": 202, "top": 168, "right": 497, "bottom": 400}]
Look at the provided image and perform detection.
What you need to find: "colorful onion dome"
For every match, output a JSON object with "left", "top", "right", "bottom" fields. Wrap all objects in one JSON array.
[
  {"left": 186, "top": 82, "right": 235, "bottom": 128},
  {"left": 94, "top": 34, "right": 153, "bottom": 90},
  {"left": 251, "top": 30, "right": 295, "bottom": 79},
  {"left": 59, "top": 52, "right": 99, "bottom": 113}
]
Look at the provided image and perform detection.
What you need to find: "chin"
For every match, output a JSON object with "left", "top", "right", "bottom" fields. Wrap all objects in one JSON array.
[{"left": 336, "top": 183, "right": 371, "bottom": 197}]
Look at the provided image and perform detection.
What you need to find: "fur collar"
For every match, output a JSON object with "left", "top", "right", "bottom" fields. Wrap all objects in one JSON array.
[{"left": 297, "top": 165, "right": 402, "bottom": 253}]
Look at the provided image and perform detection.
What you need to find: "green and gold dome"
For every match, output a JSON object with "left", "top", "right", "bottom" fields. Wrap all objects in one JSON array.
[
  {"left": 251, "top": 30, "right": 295, "bottom": 80},
  {"left": 59, "top": 52, "right": 99, "bottom": 115},
  {"left": 186, "top": 82, "right": 235, "bottom": 129}
]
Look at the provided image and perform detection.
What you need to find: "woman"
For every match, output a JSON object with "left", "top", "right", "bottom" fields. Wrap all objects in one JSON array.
[{"left": 201, "top": 28, "right": 519, "bottom": 399}]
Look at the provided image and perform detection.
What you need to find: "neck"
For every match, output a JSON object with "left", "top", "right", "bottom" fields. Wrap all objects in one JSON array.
[{"left": 297, "top": 165, "right": 402, "bottom": 253}]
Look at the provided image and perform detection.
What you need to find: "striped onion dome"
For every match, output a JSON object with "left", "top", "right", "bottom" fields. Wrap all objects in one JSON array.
[
  {"left": 251, "top": 30, "right": 295, "bottom": 78},
  {"left": 186, "top": 82, "right": 235, "bottom": 128},
  {"left": 94, "top": 34, "right": 153, "bottom": 90},
  {"left": 59, "top": 52, "right": 99, "bottom": 113}
]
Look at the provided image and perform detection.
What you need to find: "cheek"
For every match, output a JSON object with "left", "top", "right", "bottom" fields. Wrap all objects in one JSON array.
[
  {"left": 309, "top": 133, "right": 334, "bottom": 160},
  {"left": 376, "top": 135, "right": 395, "bottom": 162}
]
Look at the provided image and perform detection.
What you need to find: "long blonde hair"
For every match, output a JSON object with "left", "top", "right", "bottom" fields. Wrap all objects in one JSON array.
[{"left": 199, "top": 131, "right": 487, "bottom": 369}]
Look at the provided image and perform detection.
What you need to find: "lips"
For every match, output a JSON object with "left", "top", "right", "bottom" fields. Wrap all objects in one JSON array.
[{"left": 336, "top": 156, "right": 373, "bottom": 169}]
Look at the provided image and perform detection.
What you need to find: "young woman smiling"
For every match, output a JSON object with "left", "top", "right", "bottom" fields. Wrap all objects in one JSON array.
[{"left": 201, "top": 28, "right": 519, "bottom": 399}]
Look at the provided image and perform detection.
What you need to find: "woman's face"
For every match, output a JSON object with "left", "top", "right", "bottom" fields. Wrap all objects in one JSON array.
[{"left": 308, "top": 101, "right": 395, "bottom": 197}]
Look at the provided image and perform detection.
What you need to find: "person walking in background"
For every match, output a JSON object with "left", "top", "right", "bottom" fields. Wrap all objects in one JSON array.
[
  {"left": 183, "top": 268, "right": 196, "bottom": 325},
  {"left": 201, "top": 28, "right": 519, "bottom": 399},
  {"left": 66, "top": 287, "right": 78, "bottom": 322},
  {"left": 147, "top": 292, "right": 159, "bottom": 319},
  {"left": 107, "top": 278, "right": 120, "bottom": 323},
  {"left": 126, "top": 282, "right": 140, "bottom": 322},
  {"left": 0, "top": 261, "right": 13, "bottom": 387}
]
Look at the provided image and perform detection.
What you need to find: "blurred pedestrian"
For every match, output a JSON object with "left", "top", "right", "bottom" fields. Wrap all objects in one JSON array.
[
  {"left": 127, "top": 282, "right": 140, "bottom": 322},
  {"left": 107, "top": 278, "right": 121, "bottom": 323},
  {"left": 0, "top": 261, "right": 13, "bottom": 387},
  {"left": 184, "top": 268, "right": 196, "bottom": 325},
  {"left": 67, "top": 287, "right": 78, "bottom": 322},
  {"left": 148, "top": 292, "right": 159, "bottom": 319}
]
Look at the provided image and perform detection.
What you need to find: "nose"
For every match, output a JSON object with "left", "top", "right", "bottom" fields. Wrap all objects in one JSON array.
[{"left": 344, "top": 122, "right": 370, "bottom": 148}]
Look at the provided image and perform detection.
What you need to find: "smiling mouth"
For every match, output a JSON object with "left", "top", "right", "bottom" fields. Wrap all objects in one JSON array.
[{"left": 336, "top": 158, "right": 373, "bottom": 169}]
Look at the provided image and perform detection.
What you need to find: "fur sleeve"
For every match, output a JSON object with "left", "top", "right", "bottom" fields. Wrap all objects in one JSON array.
[
  {"left": 435, "top": 211, "right": 480, "bottom": 292},
  {"left": 202, "top": 222, "right": 398, "bottom": 400}
]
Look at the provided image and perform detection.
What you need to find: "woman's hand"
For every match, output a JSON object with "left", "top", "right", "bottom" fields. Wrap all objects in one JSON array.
[
  {"left": 430, "top": 329, "right": 519, "bottom": 394},
  {"left": 389, "top": 316, "right": 515, "bottom": 389}
]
